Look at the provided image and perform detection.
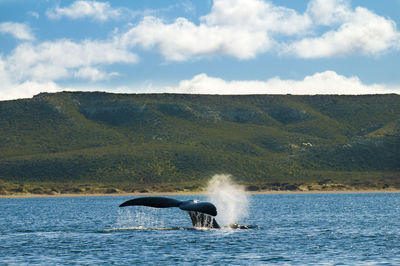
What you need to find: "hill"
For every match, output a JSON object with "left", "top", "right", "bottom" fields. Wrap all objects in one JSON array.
[{"left": 0, "top": 92, "right": 399, "bottom": 194}]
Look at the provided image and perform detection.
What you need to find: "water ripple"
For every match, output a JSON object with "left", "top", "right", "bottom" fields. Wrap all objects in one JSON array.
[{"left": 1, "top": 193, "right": 400, "bottom": 264}]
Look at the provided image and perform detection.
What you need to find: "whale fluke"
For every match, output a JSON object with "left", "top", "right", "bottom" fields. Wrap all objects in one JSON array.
[
  {"left": 119, "top": 196, "right": 220, "bottom": 228},
  {"left": 177, "top": 200, "right": 217, "bottom": 216},
  {"left": 119, "top": 197, "right": 181, "bottom": 208}
]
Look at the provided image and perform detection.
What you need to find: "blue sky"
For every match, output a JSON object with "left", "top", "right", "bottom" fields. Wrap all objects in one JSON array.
[{"left": 0, "top": 0, "right": 400, "bottom": 100}]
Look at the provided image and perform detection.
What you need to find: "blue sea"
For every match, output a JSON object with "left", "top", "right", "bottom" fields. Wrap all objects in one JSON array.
[{"left": 1, "top": 193, "right": 400, "bottom": 265}]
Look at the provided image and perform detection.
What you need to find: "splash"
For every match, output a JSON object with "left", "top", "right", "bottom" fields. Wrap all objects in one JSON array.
[
  {"left": 116, "top": 207, "right": 165, "bottom": 229},
  {"left": 206, "top": 174, "right": 249, "bottom": 226}
]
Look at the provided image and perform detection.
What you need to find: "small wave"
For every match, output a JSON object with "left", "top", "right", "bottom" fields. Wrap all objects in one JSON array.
[
  {"left": 101, "top": 226, "right": 192, "bottom": 232},
  {"left": 101, "top": 225, "right": 259, "bottom": 233},
  {"left": 221, "top": 224, "right": 260, "bottom": 230},
  {"left": 260, "top": 256, "right": 292, "bottom": 263}
]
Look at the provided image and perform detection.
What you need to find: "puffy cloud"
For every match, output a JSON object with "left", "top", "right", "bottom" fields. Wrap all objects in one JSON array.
[
  {"left": 203, "top": 0, "right": 311, "bottom": 35},
  {"left": 0, "top": 37, "right": 138, "bottom": 100},
  {"left": 0, "top": 22, "right": 35, "bottom": 41},
  {"left": 306, "top": 0, "right": 351, "bottom": 26},
  {"left": 0, "top": 15, "right": 140, "bottom": 99},
  {"left": 46, "top": 0, "right": 122, "bottom": 21},
  {"left": 121, "top": 0, "right": 311, "bottom": 61},
  {"left": 0, "top": 80, "right": 64, "bottom": 101},
  {"left": 122, "top": 16, "right": 271, "bottom": 61},
  {"left": 18, "top": 0, "right": 400, "bottom": 64},
  {"left": 0, "top": 56, "right": 64, "bottom": 101},
  {"left": 163, "top": 71, "right": 397, "bottom": 95},
  {"left": 6, "top": 39, "right": 138, "bottom": 82},
  {"left": 288, "top": 6, "right": 400, "bottom": 58},
  {"left": 122, "top": 0, "right": 400, "bottom": 60},
  {"left": 74, "top": 67, "right": 119, "bottom": 81},
  {"left": 0, "top": 57, "right": 12, "bottom": 89}
]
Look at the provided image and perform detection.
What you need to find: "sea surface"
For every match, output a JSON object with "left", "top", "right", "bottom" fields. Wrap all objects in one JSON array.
[{"left": 1, "top": 193, "right": 400, "bottom": 265}]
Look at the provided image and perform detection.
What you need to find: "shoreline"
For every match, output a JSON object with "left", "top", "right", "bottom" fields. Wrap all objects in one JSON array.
[{"left": 2, "top": 189, "right": 400, "bottom": 199}]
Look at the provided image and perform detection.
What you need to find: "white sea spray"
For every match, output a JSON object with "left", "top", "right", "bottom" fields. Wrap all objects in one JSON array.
[{"left": 206, "top": 174, "right": 249, "bottom": 226}]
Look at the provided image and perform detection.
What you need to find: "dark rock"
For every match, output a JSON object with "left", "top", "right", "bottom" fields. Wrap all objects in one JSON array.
[
  {"left": 71, "top": 187, "right": 83, "bottom": 193},
  {"left": 282, "top": 184, "right": 299, "bottom": 191},
  {"left": 245, "top": 185, "right": 259, "bottom": 191},
  {"left": 9, "top": 187, "right": 25, "bottom": 193}
]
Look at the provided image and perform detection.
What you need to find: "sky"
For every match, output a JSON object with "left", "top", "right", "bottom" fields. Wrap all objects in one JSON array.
[{"left": 1, "top": 0, "right": 400, "bottom": 100}]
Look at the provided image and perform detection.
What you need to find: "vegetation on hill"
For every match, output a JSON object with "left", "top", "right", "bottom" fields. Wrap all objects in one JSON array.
[{"left": 0, "top": 92, "right": 399, "bottom": 194}]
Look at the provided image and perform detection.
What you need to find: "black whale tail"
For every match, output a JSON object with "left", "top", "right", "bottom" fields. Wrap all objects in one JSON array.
[
  {"left": 119, "top": 197, "right": 181, "bottom": 208},
  {"left": 119, "top": 196, "right": 220, "bottom": 229}
]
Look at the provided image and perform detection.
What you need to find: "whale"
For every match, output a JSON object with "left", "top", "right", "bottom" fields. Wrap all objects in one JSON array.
[{"left": 119, "top": 196, "right": 220, "bottom": 228}]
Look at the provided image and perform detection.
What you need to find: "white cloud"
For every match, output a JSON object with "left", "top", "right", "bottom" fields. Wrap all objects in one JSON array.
[
  {"left": 288, "top": 6, "right": 400, "bottom": 58},
  {"left": 0, "top": 80, "right": 64, "bottom": 101},
  {"left": 0, "top": 37, "right": 138, "bottom": 100},
  {"left": 306, "top": 0, "right": 351, "bottom": 26},
  {"left": 1, "top": 61, "right": 398, "bottom": 100},
  {"left": 0, "top": 22, "right": 34, "bottom": 41},
  {"left": 46, "top": 0, "right": 122, "bottom": 21},
  {"left": 121, "top": 0, "right": 311, "bottom": 61},
  {"left": 203, "top": 0, "right": 311, "bottom": 35},
  {"left": 162, "top": 71, "right": 397, "bottom": 95},
  {"left": 74, "top": 67, "right": 119, "bottom": 81},
  {"left": 0, "top": 56, "right": 64, "bottom": 101},
  {"left": 6, "top": 39, "right": 138, "bottom": 82},
  {"left": 0, "top": 56, "right": 12, "bottom": 89},
  {"left": 0, "top": 34, "right": 138, "bottom": 100},
  {"left": 28, "top": 11, "right": 40, "bottom": 19},
  {"left": 0, "top": 17, "right": 141, "bottom": 100},
  {"left": 122, "top": 0, "right": 400, "bottom": 60},
  {"left": 122, "top": 16, "right": 271, "bottom": 61}
]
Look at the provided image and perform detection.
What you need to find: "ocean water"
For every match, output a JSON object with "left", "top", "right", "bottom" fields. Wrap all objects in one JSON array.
[{"left": 1, "top": 193, "right": 400, "bottom": 265}]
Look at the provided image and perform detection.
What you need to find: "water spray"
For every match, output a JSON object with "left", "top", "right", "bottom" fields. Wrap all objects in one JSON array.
[{"left": 206, "top": 174, "right": 249, "bottom": 226}]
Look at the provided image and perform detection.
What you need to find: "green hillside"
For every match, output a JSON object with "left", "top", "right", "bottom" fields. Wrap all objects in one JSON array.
[{"left": 0, "top": 92, "right": 399, "bottom": 194}]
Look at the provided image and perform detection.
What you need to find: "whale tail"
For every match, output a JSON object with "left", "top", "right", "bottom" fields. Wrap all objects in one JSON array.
[{"left": 119, "top": 196, "right": 220, "bottom": 229}]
